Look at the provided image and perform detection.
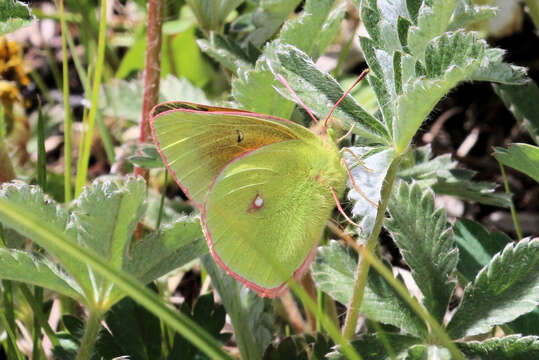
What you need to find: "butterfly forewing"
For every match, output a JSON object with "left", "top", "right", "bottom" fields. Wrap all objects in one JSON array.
[{"left": 151, "top": 105, "right": 317, "bottom": 206}]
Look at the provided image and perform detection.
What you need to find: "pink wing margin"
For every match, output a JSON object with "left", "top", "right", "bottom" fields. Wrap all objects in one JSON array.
[{"left": 149, "top": 101, "right": 318, "bottom": 297}]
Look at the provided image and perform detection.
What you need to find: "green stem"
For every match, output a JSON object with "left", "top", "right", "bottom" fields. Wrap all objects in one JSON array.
[
  {"left": 525, "top": 0, "right": 539, "bottom": 31},
  {"left": 37, "top": 100, "right": 47, "bottom": 192},
  {"left": 342, "top": 155, "right": 401, "bottom": 339},
  {"left": 58, "top": 0, "right": 72, "bottom": 203},
  {"left": 75, "top": 0, "right": 108, "bottom": 197},
  {"left": 75, "top": 310, "right": 104, "bottom": 360},
  {"left": 156, "top": 170, "right": 168, "bottom": 230},
  {"left": 31, "top": 286, "right": 43, "bottom": 360},
  {"left": 19, "top": 284, "right": 60, "bottom": 348},
  {"left": 359, "top": 246, "right": 465, "bottom": 360},
  {"left": 498, "top": 162, "right": 523, "bottom": 239}
]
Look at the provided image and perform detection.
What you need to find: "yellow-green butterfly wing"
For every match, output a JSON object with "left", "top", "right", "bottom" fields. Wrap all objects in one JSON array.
[{"left": 150, "top": 102, "right": 346, "bottom": 296}]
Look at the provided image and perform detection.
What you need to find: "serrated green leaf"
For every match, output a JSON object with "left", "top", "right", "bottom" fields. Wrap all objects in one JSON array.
[
  {"left": 404, "top": 345, "right": 452, "bottom": 360},
  {"left": 168, "top": 293, "right": 231, "bottom": 360},
  {"left": 448, "top": 1, "right": 496, "bottom": 31},
  {"left": 0, "top": 249, "right": 83, "bottom": 301},
  {"left": 395, "top": 31, "right": 485, "bottom": 152},
  {"left": 494, "top": 81, "right": 539, "bottom": 144},
  {"left": 0, "top": 0, "right": 33, "bottom": 35},
  {"left": 239, "top": 0, "right": 301, "bottom": 47},
  {"left": 279, "top": 0, "right": 344, "bottom": 60},
  {"left": 326, "top": 333, "right": 420, "bottom": 360},
  {"left": 101, "top": 75, "right": 209, "bottom": 122},
  {"left": 265, "top": 43, "right": 389, "bottom": 142},
  {"left": 386, "top": 182, "right": 458, "bottom": 323},
  {"left": 360, "top": 2, "right": 381, "bottom": 46},
  {"left": 469, "top": 48, "right": 528, "bottom": 85},
  {"left": 397, "top": 16, "right": 412, "bottom": 51},
  {"left": 202, "top": 255, "right": 274, "bottom": 360},
  {"left": 198, "top": 33, "right": 254, "bottom": 74},
  {"left": 186, "top": 0, "right": 244, "bottom": 32},
  {"left": 127, "top": 145, "right": 163, "bottom": 169},
  {"left": 398, "top": 145, "right": 511, "bottom": 207},
  {"left": 447, "top": 238, "right": 539, "bottom": 339},
  {"left": 92, "top": 294, "right": 162, "bottom": 360},
  {"left": 124, "top": 217, "right": 208, "bottom": 285},
  {"left": 453, "top": 218, "right": 511, "bottom": 282},
  {"left": 233, "top": 64, "right": 295, "bottom": 118},
  {"left": 263, "top": 333, "right": 333, "bottom": 360},
  {"left": 458, "top": 335, "right": 539, "bottom": 360},
  {"left": 359, "top": 36, "right": 384, "bottom": 79},
  {"left": 407, "top": 0, "right": 456, "bottom": 58},
  {"left": 406, "top": 0, "right": 422, "bottom": 24},
  {"left": 71, "top": 178, "right": 146, "bottom": 270},
  {"left": 0, "top": 183, "right": 91, "bottom": 297},
  {"left": 345, "top": 146, "right": 396, "bottom": 235},
  {"left": 494, "top": 143, "right": 539, "bottom": 183},
  {"left": 311, "top": 241, "right": 427, "bottom": 337}
]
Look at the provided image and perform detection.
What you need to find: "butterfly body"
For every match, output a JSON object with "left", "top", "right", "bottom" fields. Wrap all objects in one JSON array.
[{"left": 151, "top": 102, "right": 346, "bottom": 297}]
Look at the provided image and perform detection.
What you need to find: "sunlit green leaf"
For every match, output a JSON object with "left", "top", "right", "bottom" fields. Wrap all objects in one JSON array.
[
  {"left": 0, "top": 0, "right": 33, "bottom": 35},
  {"left": 387, "top": 182, "right": 458, "bottom": 323},
  {"left": 494, "top": 143, "right": 539, "bottom": 183},
  {"left": 447, "top": 238, "right": 539, "bottom": 339}
]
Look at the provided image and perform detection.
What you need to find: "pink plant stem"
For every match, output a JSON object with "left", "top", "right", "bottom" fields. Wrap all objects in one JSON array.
[{"left": 135, "top": 0, "right": 164, "bottom": 179}]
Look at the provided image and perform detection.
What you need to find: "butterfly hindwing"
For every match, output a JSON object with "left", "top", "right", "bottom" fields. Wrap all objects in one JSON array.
[{"left": 203, "top": 140, "right": 346, "bottom": 296}]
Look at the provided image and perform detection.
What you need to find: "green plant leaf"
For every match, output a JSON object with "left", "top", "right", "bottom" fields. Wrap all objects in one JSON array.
[
  {"left": 446, "top": 238, "right": 539, "bottom": 339},
  {"left": 232, "top": 0, "right": 348, "bottom": 120},
  {"left": 263, "top": 333, "right": 333, "bottom": 360},
  {"left": 395, "top": 31, "right": 485, "bottom": 152},
  {"left": 311, "top": 241, "right": 427, "bottom": 337},
  {"left": 101, "top": 75, "right": 209, "bottom": 122},
  {"left": 0, "top": 183, "right": 91, "bottom": 298},
  {"left": 386, "top": 181, "right": 459, "bottom": 323},
  {"left": 0, "top": 248, "right": 84, "bottom": 301},
  {"left": 468, "top": 48, "right": 528, "bottom": 85},
  {"left": 404, "top": 345, "right": 452, "bottom": 360},
  {"left": 0, "top": 187, "right": 233, "bottom": 360},
  {"left": 198, "top": 33, "right": 255, "bottom": 74},
  {"left": 202, "top": 254, "right": 274, "bottom": 360},
  {"left": 458, "top": 335, "right": 539, "bottom": 360},
  {"left": 398, "top": 145, "right": 511, "bottom": 208},
  {"left": 124, "top": 217, "right": 208, "bottom": 284},
  {"left": 186, "top": 0, "right": 244, "bottom": 32},
  {"left": 407, "top": 0, "right": 457, "bottom": 58},
  {"left": 326, "top": 333, "right": 420, "bottom": 360},
  {"left": 448, "top": 0, "right": 496, "bottom": 31},
  {"left": 71, "top": 178, "right": 145, "bottom": 270},
  {"left": 266, "top": 43, "right": 389, "bottom": 143},
  {"left": 493, "top": 81, "right": 539, "bottom": 144},
  {"left": 168, "top": 293, "right": 232, "bottom": 360},
  {"left": 127, "top": 145, "right": 163, "bottom": 169},
  {"left": 0, "top": 0, "right": 33, "bottom": 35},
  {"left": 235, "top": 0, "right": 301, "bottom": 47},
  {"left": 453, "top": 218, "right": 511, "bottom": 282},
  {"left": 344, "top": 146, "right": 396, "bottom": 234},
  {"left": 279, "top": 0, "right": 346, "bottom": 60},
  {"left": 92, "top": 295, "right": 163, "bottom": 360},
  {"left": 494, "top": 143, "right": 539, "bottom": 183}
]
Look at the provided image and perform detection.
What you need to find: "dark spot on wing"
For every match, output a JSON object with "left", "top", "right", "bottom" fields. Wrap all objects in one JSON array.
[
  {"left": 247, "top": 194, "right": 264, "bottom": 213},
  {"left": 236, "top": 129, "right": 244, "bottom": 143}
]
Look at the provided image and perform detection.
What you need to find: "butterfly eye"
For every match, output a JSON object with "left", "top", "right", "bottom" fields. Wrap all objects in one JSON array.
[{"left": 236, "top": 129, "right": 244, "bottom": 143}]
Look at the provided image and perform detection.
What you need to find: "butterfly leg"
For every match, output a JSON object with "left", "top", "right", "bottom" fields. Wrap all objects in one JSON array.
[
  {"left": 329, "top": 186, "right": 361, "bottom": 228},
  {"left": 340, "top": 157, "right": 378, "bottom": 208}
]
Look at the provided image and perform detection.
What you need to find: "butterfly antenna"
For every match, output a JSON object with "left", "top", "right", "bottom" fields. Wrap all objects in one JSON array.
[
  {"left": 341, "top": 158, "right": 378, "bottom": 208},
  {"left": 329, "top": 186, "right": 361, "bottom": 227},
  {"left": 276, "top": 74, "right": 318, "bottom": 124},
  {"left": 324, "top": 68, "right": 370, "bottom": 127},
  {"left": 340, "top": 147, "right": 374, "bottom": 172}
]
